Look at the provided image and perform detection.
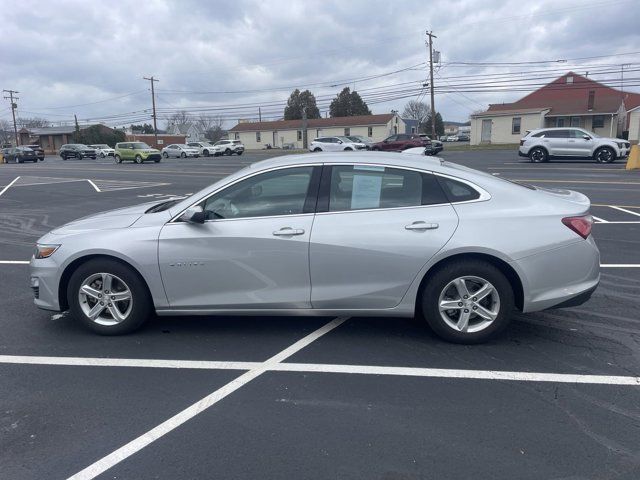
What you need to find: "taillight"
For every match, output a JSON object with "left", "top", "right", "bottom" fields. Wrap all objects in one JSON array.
[
  {"left": 562, "top": 215, "right": 593, "bottom": 239},
  {"left": 519, "top": 140, "right": 525, "bottom": 146}
]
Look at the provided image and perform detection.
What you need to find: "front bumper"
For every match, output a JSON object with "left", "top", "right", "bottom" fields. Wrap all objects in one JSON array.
[{"left": 30, "top": 256, "right": 62, "bottom": 312}]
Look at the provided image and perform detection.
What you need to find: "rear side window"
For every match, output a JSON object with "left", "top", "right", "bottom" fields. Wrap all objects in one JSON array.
[
  {"left": 327, "top": 166, "right": 447, "bottom": 212},
  {"left": 437, "top": 177, "right": 481, "bottom": 203}
]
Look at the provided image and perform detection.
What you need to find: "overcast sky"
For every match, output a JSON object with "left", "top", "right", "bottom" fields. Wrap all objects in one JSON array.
[{"left": 2, "top": 0, "right": 639, "bottom": 128}]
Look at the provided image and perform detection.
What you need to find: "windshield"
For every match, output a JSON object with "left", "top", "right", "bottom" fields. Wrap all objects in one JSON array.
[
  {"left": 337, "top": 136, "right": 353, "bottom": 142},
  {"left": 347, "top": 136, "right": 364, "bottom": 142},
  {"left": 131, "top": 142, "right": 151, "bottom": 149},
  {"left": 93, "top": 144, "right": 110, "bottom": 148}
]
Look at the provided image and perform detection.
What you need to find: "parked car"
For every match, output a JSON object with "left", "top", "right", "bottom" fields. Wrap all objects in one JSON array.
[
  {"left": 2, "top": 146, "right": 38, "bottom": 163},
  {"left": 347, "top": 135, "right": 374, "bottom": 150},
  {"left": 24, "top": 144, "right": 45, "bottom": 161},
  {"left": 439, "top": 135, "right": 448, "bottom": 142},
  {"left": 30, "top": 152, "right": 599, "bottom": 344},
  {"left": 309, "top": 136, "right": 360, "bottom": 152},
  {"left": 446, "top": 136, "right": 459, "bottom": 142},
  {"left": 89, "top": 144, "right": 115, "bottom": 158},
  {"left": 114, "top": 142, "right": 161, "bottom": 164},
  {"left": 59, "top": 144, "right": 96, "bottom": 160},
  {"left": 186, "top": 141, "right": 222, "bottom": 157},
  {"left": 371, "top": 133, "right": 430, "bottom": 152},
  {"left": 161, "top": 144, "right": 200, "bottom": 158},
  {"left": 337, "top": 136, "right": 367, "bottom": 150},
  {"left": 519, "top": 127, "right": 631, "bottom": 163},
  {"left": 457, "top": 134, "right": 470, "bottom": 142},
  {"left": 419, "top": 134, "right": 443, "bottom": 155},
  {"left": 214, "top": 139, "right": 244, "bottom": 155}
]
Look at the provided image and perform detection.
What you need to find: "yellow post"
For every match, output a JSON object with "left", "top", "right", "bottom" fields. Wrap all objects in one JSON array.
[
  {"left": 626, "top": 145, "right": 640, "bottom": 170},
  {"left": 0, "top": 152, "right": 4, "bottom": 164}
]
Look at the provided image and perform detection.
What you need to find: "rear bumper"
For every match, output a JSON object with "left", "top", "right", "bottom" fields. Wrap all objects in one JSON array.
[
  {"left": 518, "top": 147, "right": 529, "bottom": 157},
  {"left": 515, "top": 236, "right": 600, "bottom": 313}
]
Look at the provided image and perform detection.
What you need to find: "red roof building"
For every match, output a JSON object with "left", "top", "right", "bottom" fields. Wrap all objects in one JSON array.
[{"left": 470, "top": 72, "right": 640, "bottom": 144}]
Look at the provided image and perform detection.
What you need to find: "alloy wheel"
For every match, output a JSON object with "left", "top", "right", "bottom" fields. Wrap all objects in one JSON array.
[
  {"left": 78, "top": 273, "right": 133, "bottom": 326},
  {"left": 438, "top": 276, "right": 500, "bottom": 333},
  {"left": 596, "top": 148, "right": 614, "bottom": 163}
]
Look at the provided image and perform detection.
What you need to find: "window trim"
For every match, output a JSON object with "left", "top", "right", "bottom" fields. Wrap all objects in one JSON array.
[{"left": 169, "top": 162, "right": 490, "bottom": 223}]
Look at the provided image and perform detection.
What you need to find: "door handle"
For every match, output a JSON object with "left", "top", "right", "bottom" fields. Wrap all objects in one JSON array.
[
  {"left": 405, "top": 221, "right": 439, "bottom": 231},
  {"left": 272, "top": 227, "right": 305, "bottom": 236}
]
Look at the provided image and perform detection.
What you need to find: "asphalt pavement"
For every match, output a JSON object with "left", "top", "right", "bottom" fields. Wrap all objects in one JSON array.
[{"left": 1, "top": 149, "right": 639, "bottom": 480}]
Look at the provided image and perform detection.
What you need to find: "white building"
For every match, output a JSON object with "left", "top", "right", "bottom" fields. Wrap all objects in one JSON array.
[
  {"left": 228, "top": 113, "right": 405, "bottom": 149},
  {"left": 166, "top": 122, "right": 206, "bottom": 142},
  {"left": 470, "top": 72, "right": 640, "bottom": 145}
]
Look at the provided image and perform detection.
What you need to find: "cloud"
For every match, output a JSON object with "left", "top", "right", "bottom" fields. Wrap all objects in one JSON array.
[{"left": 1, "top": 0, "right": 638, "bottom": 125}]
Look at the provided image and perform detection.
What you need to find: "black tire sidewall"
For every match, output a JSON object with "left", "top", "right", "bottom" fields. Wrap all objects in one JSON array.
[
  {"left": 67, "top": 259, "right": 151, "bottom": 335},
  {"left": 529, "top": 147, "right": 547, "bottom": 163},
  {"left": 135, "top": 155, "right": 143, "bottom": 164},
  {"left": 421, "top": 260, "right": 514, "bottom": 344}
]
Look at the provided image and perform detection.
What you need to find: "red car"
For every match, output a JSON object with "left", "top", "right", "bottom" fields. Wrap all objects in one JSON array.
[{"left": 371, "top": 133, "right": 430, "bottom": 151}]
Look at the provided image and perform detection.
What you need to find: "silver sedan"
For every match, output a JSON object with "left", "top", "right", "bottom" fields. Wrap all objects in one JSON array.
[
  {"left": 30, "top": 152, "right": 599, "bottom": 343},
  {"left": 161, "top": 144, "right": 200, "bottom": 158}
]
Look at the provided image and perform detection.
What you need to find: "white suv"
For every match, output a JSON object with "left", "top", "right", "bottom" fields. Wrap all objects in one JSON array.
[
  {"left": 187, "top": 141, "right": 222, "bottom": 157},
  {"left": 214, "top": 140, "right": 244, "bottom": 155},
  {"left": 309, "top": 136, "right": 363, "bottom": 152},
  {"left": 519, "top": 127, "right": 630, "bottom": 163}
]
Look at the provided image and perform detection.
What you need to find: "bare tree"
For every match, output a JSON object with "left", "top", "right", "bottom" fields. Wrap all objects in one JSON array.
[
  {"left": 165, "top": 110, "right": 190, "bottom": 128},
  {"left": 0, "top": 119, "right": 12, "bottom": 144},
  {"left": 402, "top": 100, "right": 430, "bottom": 132},
  {"left": 197, "top": 114, "right": 225, "bottom": 142},
  {"left": 17, "top": 117, "right": 50, "bottom": 128}
]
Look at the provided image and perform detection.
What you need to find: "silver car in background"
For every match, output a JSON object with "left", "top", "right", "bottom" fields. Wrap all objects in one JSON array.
[
  {"left": 30, "top": 152, "right": 599, "bottom": 343},
  {"left": 161, "top": 144, "right": 200, "bottom": 158}
]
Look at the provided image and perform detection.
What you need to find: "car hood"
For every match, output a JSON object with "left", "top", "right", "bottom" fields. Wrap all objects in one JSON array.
[{"left": 49, "top": 201, "right": 162, "bottom": 235}]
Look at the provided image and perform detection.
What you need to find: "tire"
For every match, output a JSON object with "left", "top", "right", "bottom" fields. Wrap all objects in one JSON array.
[
  {"left": 134, "top": 155, "right": 143, "bottom": 164},
  {"left": 114, "top": 155, "right": 122, "bottom": 164},
  {"left": 61, "top": 155, "right": 66, "bottom": 160},
  {"left": 18, "top": 157, "right": 23, "bottom": 163},
  {"left": 344, "top": 147, "right": 353, "bottom": 151},
  {"left": 162, "top": 152, "right": 168, "bottom": 158},
  {"left": 154, "top": 158, "right": 160, "bottom": 163},
  {"left": 68, "top": 258, "right": 152, "bottom": 335},
  {"left": 76, "top": 153, "right": 82, "bottom": 160},
  {"left": 313, "top": 147, "right": 322, "bottom": 152},
  {"left": 528, "top": 147, "right": 548, "bottom": 163},
  {"left": 203, "top": 149, "right": 209, "bottom": 157},
  {"left": 420, "top": 259, "right": 514, "bottom": 344},
  {"left": 100, "top": 152, "right": 105, "bottom": 158},
  {"left": 594, "top": 147, "right": 615, "bottom": 163},
  {"left": 180, "top": 152, "right": 186, "bottom": 158},
  {"left": 236, "top": 151, "right": 243, "bottom": 156},
  {"left": 224, "top": 148, "right": 231, "bottom": 156}
]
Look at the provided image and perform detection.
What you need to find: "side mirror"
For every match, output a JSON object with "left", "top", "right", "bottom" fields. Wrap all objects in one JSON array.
[
  {"left": 338, "top": 140, "right": 343, "bottom": 144},
  {"left": 583, "top": 135, "right": 591, "bottom": 140},
  {"left": 180, "top": 205, "right": 205, "bottom": 224}
]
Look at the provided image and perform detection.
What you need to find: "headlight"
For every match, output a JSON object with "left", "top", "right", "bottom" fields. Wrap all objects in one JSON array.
[{"left": 34, "top": 244, "right": 60, "bottom": 259}]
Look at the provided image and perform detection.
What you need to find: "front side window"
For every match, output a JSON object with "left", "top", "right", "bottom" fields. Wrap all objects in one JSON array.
[
  {"left": 511, "top": 117, "right": 521, "bottom": 134},
  {"left": 202, "top": 167, "right": 314, "bottom": 220},
  {"left": 327, "top": 165, "right": 447, "bottom": 212}
]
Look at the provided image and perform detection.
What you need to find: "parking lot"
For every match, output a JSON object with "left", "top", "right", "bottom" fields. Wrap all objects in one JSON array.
[{"left": 1, "top": 149, "right": 639, "bottom": 480}]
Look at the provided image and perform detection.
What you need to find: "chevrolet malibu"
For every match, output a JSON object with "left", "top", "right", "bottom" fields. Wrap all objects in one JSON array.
[{"left": 30, "top": 153, "right": 599, "bottom": 343}]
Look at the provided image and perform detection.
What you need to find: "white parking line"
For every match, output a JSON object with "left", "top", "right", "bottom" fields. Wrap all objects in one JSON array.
[
  {"left": 592, "top": 216, "right": 609, "bottom": 223},
  {"left": 2, "top": 354, "right": 637, "bottom": 386},
  {"left": 86, "top": 179, "right": 101, "bottom": 192},
  {"left": 0, "top": 176, "right": 20, "bottom": 197},
  {"left": 610, "top": 206, "right": 640, "bottom": 218},
  {"left": 66, "top": 317, "right": 348, "bottom": 480},
  {"left": 600, "top": 264, "right": 640, "bottom": 268},
  {"left": 0, "top": 260, "right": 30, "bottom": 264}
]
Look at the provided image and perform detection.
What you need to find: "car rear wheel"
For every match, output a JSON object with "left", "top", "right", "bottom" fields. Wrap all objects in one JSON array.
[
  {"left": 135, "top": 155, "right": 143, "bottom": 164},
  {"left": 529, "top": 147, "right": 548, "bottom": 163},
  {"left": 203, "top": 150, "right": 209, "bottom": 157},
  {"left": 313, "top": 147, "right": 322, "bottom": 152},
  {"left": 162, "top": 152, "right": 168, "bottom": 158},
  {"left": 180, "top": 152, "right": 186, "bottom": 158},
  {"left": 61, "top": 155, "right": 66, "bottom": 160},
  {"left": 344, "top": 147, "right": 353, "bottom": 151},
  {"left": 68, "top": 259, "right": 151, "bottom": 335},
  {"left": 17, "top": 157, "right": 24, "bottom": 163},
  {"left": 594, "top": 147, "right": 615, "bottom": 163},
  {"left": 420, "top": 260, "right": 514, "bottom": 344},
  {"left": 224, "top": 148, "right": 232, "bottom": 155}
]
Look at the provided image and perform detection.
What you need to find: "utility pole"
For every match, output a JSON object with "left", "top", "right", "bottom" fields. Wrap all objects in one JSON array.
[
  {"left": 426, "top": 30, "right": 437, "bottom": 138},
  {"left": 143, "top": 76, "right": 159, "bottom": 147},
  {"left": 258, "top": 107, "right": 262, "bottom": 122},
  {"left": 302, "top": 106, "right": 308, "bottom": 149},
  {"left": 3, "top": 89, "right": 19, "bottom": 146}
]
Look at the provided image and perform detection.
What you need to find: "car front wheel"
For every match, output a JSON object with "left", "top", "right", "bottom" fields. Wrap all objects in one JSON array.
[
  {"left": 594, "top": 147, "right": 615, "bottom": 163},
  {"left": 68, "top": 259, "right": 152, "bottom": 335},
  {"left": 180, "top": 152, "right": 186, "bottom": 158},
  {"left": 114, "top": 155, "right": 122, "bottom": 164},
  {"left": 420, "top": 260, "right": 514, "bottom": 344}
]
